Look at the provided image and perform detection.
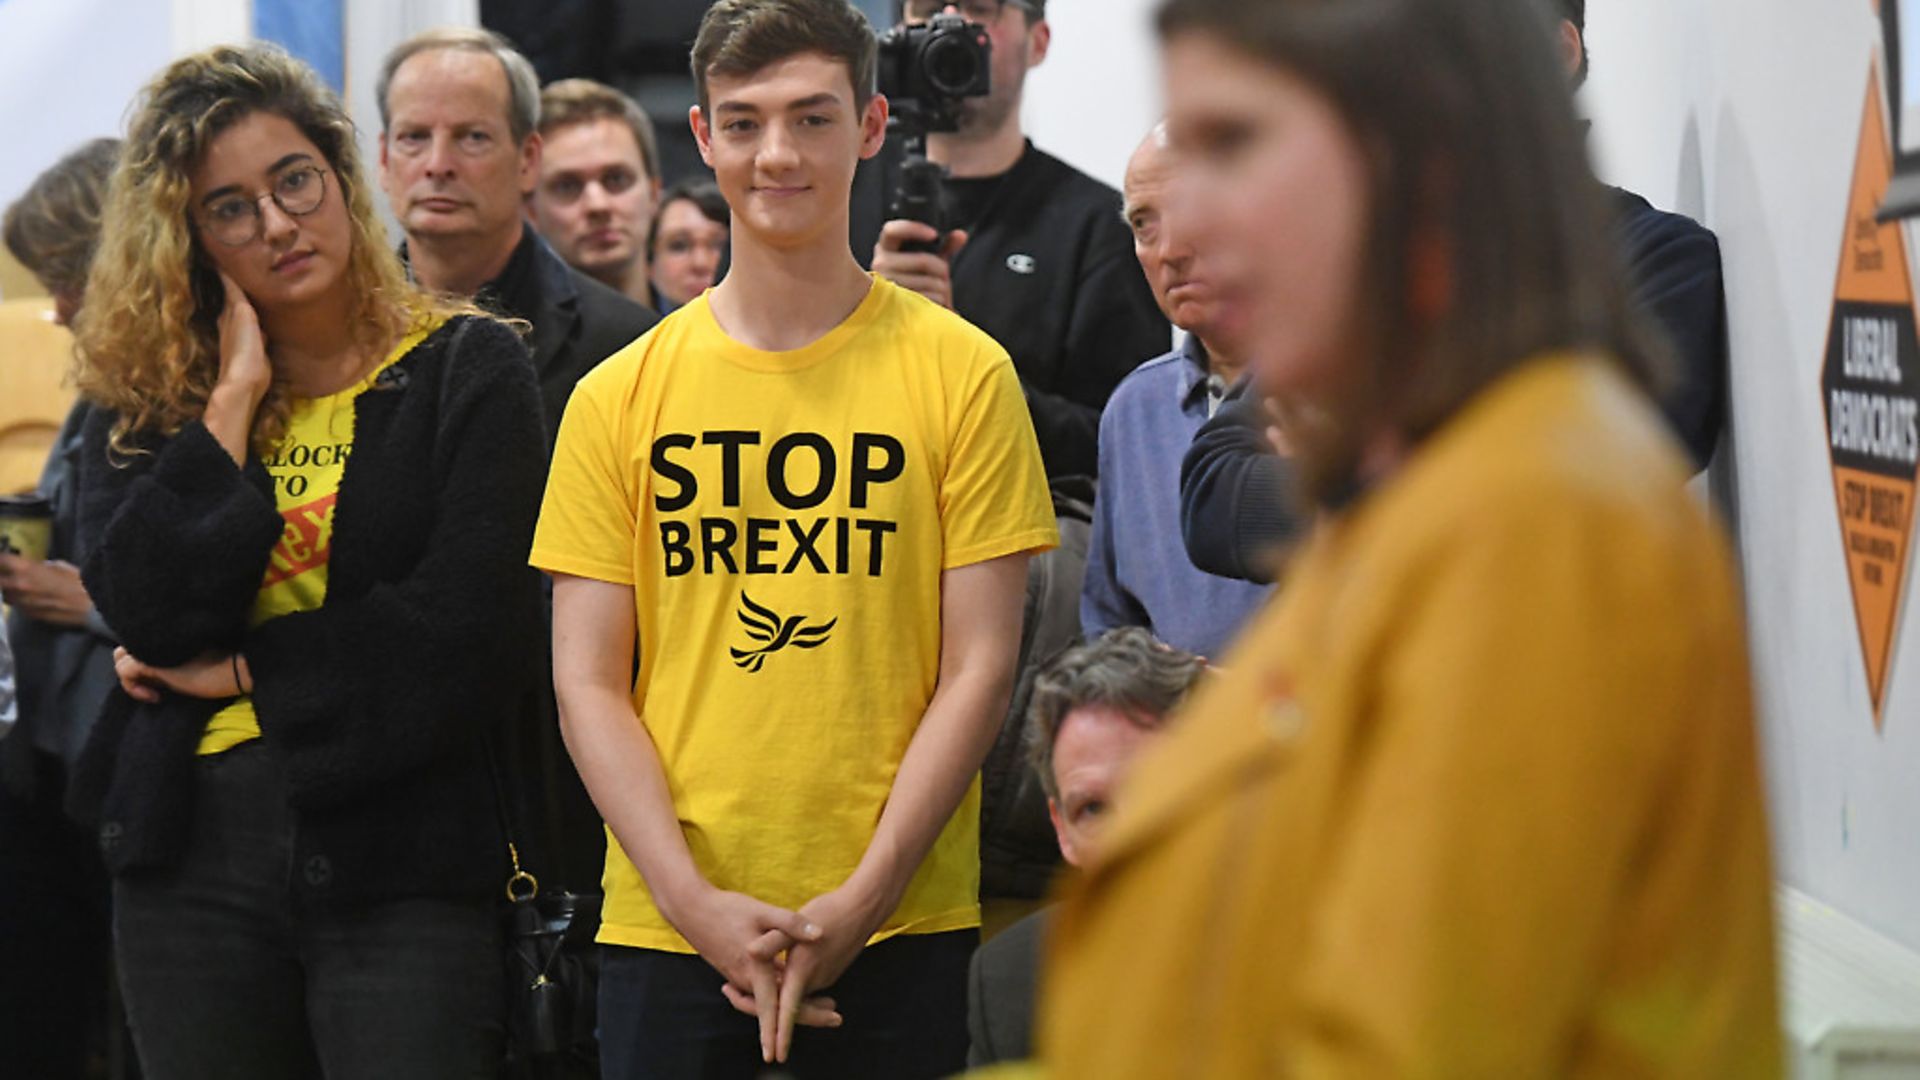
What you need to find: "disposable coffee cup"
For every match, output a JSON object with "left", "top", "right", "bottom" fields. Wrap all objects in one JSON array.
[{"left": 0, "top": 494, "right": 53, "bottom": 562}]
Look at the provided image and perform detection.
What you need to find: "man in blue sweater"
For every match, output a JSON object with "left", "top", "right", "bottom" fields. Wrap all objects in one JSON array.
[{"left": 1080, "top": 125, "right": 1273, "bottom": 657}]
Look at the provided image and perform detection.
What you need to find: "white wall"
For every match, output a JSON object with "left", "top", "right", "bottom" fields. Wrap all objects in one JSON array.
[
  {"left": 1, "top": 0, "right": 267, "bottom": 216},
  {"left": 0, "top": 0, "right": 173, "bottom": 219},
  {"left": 1587, "top": 0, "right": 1920, "bottom": 953},
  {"left": 0, "top": 0, "right": 474, "bottom": 259},
  {"left": 1021, "top": 0, "right": 1161, "bottom": 191}
]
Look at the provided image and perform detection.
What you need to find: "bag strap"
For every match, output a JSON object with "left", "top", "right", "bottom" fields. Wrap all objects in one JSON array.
[
  {"left": 439, "top": 314, "right": 540, "bottom": 906},
  {"left": 481, "top": 732, "right": 540, "bottom": 904}
]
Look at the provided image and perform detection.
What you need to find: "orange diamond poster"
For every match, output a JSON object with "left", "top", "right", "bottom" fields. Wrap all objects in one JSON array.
[{"left": 1823, "top": 62, "right": 1920, "bottom": 727}]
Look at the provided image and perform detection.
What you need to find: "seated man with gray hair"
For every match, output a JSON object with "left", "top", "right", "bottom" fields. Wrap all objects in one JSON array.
[{"left": 966, "top": 627, "right": 1205, "bottom": 1067}]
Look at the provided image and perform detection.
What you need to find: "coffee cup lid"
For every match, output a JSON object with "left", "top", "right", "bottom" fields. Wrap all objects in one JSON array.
[{"left": 0, "top": 494, "right": 53, "bottom": 514}]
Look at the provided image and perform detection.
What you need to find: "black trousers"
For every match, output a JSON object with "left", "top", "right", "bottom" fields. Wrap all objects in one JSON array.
[
  {"left": 112, "top": 742, "right": 503, "bottom": 1080},
  {"left": 0, "top": 747, "right": 112, "bottom": 1079},
  {"left": 598, "top": 930, "right": 976, "bottom": 1080}
]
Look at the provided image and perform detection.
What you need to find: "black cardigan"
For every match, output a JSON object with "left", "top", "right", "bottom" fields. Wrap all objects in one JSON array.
[{"left": 69, "top": 316, "right": 547, "bottom": 906}]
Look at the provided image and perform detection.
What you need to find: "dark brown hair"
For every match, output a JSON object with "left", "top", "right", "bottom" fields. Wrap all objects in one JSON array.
[
  {"left": 692, "top": 0, "right": 878, "bottom": 113},
  {"left": 1157, "top": 0, "right": 1665, "bottom": 504},
  {"left": 539, "top": 78, "right": 662, "bottom": 183},
  {"left": 4, "top": 138, "right": 121, "bottom": 298},
  {"left": 650, "top": 178, "right": 729, "bottom": 258}
]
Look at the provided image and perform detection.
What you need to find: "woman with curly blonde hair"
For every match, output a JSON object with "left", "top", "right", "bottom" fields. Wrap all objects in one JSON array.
[{"left": 69, "top": 42, "right": 547, "bottom": 1078}]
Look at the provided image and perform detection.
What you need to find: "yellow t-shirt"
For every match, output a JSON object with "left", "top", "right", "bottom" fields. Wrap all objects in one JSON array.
[
  {"left": 530, "top": 276, "right": 1058, "bottom": 952},
  {"left": 199, "top": 317, "right": 446, "bottom": 755}
]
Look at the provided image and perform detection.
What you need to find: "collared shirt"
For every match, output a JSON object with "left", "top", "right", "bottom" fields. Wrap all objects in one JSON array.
[
  {"left": 398, "top": 223, "right": 540, "bottom": 327},
  {"left": 1081, "top": 335, "right": 1273, "bottom": 657},
  {"left": 398, "top": 225, "right": 531, "bottom": 300},
  {"left": 475, "top": 221, "right": 542, "bottom": 322}
]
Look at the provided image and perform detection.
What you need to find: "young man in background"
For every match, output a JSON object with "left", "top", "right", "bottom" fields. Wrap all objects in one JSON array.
[{"left": 527, "top": 79, "right": 666, "bottom": 309}]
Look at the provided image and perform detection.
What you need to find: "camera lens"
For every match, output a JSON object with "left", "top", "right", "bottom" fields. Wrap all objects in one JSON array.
[{"left": 923, "top": 35, "right": 983, "bottom": 96}]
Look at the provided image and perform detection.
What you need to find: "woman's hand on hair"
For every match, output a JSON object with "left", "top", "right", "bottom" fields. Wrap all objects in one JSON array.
[
  {"left": 204, "top": 272, "right": 272, "bottom": 463},
  {"left": 112, "top": 647, "right": 247, "bottom": 703},
  {"left": 214, "top": 272, "right": 272, "bottom": 404}
]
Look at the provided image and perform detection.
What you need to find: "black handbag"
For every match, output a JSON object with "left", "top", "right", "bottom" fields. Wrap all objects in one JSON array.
[{"left": 483, "top": 739, "right": 602, "bottom": 1080}]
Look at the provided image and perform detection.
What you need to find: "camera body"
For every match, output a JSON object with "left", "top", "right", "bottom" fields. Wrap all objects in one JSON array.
[
  {"left": 876, "top": 12, "right": 992, "bottom": 135},
  {"left": 876, "top": 13, "right": 993, "bottom": 248}
]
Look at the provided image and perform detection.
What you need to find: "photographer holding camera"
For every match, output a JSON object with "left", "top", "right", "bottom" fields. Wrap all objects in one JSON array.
[{"left": 870, "top": 0, "right": 1170, "bottom": 483}]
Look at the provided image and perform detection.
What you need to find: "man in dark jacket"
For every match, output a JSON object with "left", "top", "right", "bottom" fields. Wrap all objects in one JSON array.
[
  {"left": 378, "top": 27, "right": 658, "bottom": 899},
  {"left": 1558, "top": 0, "right": 1727, "bottom": 467},
  {"left": 866, "top": 0, "right": 1171, "bottom": 482},
  {"left": 1180, "top": 0, "right": 1728, "bottom": 583},
  {"left": 378, "top": 27, "right": 658, "bottom": 442}
]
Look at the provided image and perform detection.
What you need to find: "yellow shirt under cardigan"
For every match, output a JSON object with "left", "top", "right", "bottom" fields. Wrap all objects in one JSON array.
[
  {"left": 1040, "top": 355, "right": 1781, "bottom": 1078},
  {"left": 200, "top": 316, "right": 446, "bottom": 755},
  {"left": 531, "top": 276, "right": 1057, "bottom": 953}
]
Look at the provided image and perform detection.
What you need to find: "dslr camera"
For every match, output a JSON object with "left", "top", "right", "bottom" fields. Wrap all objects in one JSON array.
[
  {"left": 877, "top": 12, "right": 992, "bottom": 133},
  {"left": 875, "top": 13, "right": 992, "bottom": 249}
]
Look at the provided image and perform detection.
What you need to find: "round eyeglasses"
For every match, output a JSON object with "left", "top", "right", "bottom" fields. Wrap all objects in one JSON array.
[{"left": 195, "top": 165, "right": 331, "bottom": 247}]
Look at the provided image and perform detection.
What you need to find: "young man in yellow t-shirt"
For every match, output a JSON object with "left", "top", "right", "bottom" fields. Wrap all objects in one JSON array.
[{"left": 528, "top": 2, "right": 1057, "bottom": 1077}]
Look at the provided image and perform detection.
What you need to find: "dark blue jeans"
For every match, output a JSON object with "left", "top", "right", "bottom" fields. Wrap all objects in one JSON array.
[
  {"left": 112, "top": 741, "right": 502, "bottom": 1080},
  {"left": 599, "top": 930, "right": 975, "bottom": 1080}
]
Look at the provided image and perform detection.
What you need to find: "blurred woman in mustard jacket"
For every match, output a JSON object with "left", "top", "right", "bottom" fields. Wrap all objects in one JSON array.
[{"left": 1037, "top": 0, "right": 1781, "bottom": 1076}]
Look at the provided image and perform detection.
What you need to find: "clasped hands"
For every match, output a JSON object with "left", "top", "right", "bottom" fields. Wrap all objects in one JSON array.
[{"left": 673, "top": 879, "right": 889, "bottom": 1064}]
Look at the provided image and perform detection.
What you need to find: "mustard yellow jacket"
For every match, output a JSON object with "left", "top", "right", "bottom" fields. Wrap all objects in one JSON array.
[{"left": 1040, "top": 356, "right": 1780, "bottom": 1078}]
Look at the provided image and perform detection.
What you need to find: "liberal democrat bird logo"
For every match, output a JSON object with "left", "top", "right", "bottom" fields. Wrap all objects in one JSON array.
[{"left": 730, "top": 592, "right": 838, "bottom": 673}]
